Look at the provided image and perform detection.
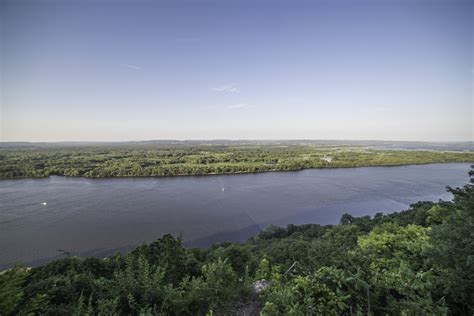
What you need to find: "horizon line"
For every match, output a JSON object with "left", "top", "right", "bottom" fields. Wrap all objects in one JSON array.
[{"left": 0, "top": 139, "right": 473, "bottom": 144}]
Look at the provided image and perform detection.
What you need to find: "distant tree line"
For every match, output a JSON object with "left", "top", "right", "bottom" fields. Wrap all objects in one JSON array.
[{"left": 1, "top": 144, "right": 473, "bottom": 179}]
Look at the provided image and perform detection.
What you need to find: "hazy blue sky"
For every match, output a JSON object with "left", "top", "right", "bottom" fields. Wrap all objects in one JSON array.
[{"left": 1, "top": 0, "right": 472, "bottom": 141}]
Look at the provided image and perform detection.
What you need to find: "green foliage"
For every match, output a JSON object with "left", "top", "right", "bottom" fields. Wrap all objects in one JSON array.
[
  {"left": 0, "top": 267, "right": 28, "bottom": 315},
  {"left": 201, "top": 257, "right": 239, "bottom": 304},
  {"left": 131, "top": 234, "right": 198, "bottom": 284},
  {"left": 0, "top": 267, "right": 46, "bottom": 316},
  {"left": 358, "top": 223, "right": 431, "bottom": 270},
  {"left": 374, "top": 262, "right": 447, "bottom": 315},
  {"left": 309, "top": 224, "right": 362, "bottom": 268},
  {"left": 255, "top": 258, "right": 271, "bottom": 280},
  {"left": 208, "top": 243, "right": 252, "bottom": 274},
  {"left": 428, "top": 179, "right": 474, "bottom": 314},
  {"left": 357, "top": 223, "right": 446, "bottom": 314},
  {"left": 73, "top": 292, "right": 94, "bottom": 316},
  {"left": 261, "top": 267, "right": 356, "bottom": 315},
  {"left": 164, "top": 276, "right": 208, "bottom": 314},
  {"left": 1, "top": 143, "right": 473, "bottom": 179},
  {"left": 110, "top": 255, "right": 167, "bottom": 314},
  {"left": 426, "top": 204, "right": 452, "bottom": 225}
]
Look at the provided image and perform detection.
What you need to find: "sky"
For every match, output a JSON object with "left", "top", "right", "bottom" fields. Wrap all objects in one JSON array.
[{"left": 0, "top": 0, "right": 472, "bottom": 142}]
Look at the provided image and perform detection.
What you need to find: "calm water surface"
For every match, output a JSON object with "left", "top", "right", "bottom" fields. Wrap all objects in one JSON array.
[{"left": 0, "top": 163, "right": 470, "bottom": 269}]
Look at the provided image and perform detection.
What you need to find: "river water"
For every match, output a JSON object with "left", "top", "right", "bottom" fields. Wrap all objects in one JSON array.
[{"left": 0, "top": 163, "right": 470, "bottom": 269}]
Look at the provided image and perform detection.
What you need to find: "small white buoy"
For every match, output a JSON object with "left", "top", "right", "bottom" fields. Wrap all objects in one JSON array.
[
  {"left": 41, "top": 202, "right": 47, "bottom": 206},
  {"left": 221, "top": 187, "right": 225, "bottom": 191}
]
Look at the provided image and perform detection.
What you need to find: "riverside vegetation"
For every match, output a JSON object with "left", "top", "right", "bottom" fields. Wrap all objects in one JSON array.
[
  {"left": 1, "top": 143, "right": 473, "bottom": 178},
  {"left": 1, "top": 168, "right": 473, "bottom": 315}
]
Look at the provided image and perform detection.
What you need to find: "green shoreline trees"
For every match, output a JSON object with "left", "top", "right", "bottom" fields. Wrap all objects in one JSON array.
[
  {"left": 1, "top": 144, "right": 473, "bottom": 179},
  {"left": 1, "top": 168, "right": 473, "bottom": 315}
]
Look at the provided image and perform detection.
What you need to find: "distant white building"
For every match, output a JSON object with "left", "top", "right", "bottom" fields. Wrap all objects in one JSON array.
[{"left": 321, "top": 156, "right": 333, "bottom": 163}]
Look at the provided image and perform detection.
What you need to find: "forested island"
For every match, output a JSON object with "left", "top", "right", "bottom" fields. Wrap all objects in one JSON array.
[
  {"left": 1, "top": 168, "right": 473, "bottom": 315},
  {"left": 1, "top": 141, "right": 473, "bottom": 179}
]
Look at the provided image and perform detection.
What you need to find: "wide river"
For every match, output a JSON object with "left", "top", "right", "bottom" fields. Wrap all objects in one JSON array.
[{"left": 0, "top": 163, "right": 471, "bottom": 269}]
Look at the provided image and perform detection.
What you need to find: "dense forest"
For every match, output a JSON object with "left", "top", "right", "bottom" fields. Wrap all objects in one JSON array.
[
  {"left": 1, "top": 168, "right": 473, "bottom": 315},
  {"left": 1, "top": 143, "right": 473, "bottom": 178}
]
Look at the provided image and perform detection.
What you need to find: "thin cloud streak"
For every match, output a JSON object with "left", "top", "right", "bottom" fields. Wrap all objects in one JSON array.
[
  {"left": 212, "top": 83, "right": 240, "bottom": 93},
  {"left": 121, "top": 63, "right": 141, "bottom": 70}
]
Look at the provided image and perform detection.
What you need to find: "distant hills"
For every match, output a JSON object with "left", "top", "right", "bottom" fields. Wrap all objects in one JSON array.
[{"left": 0, "top": 140, "right": 473, "bottom": 151}]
